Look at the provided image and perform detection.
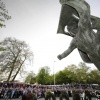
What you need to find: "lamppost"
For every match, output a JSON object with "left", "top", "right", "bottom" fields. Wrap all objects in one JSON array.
[{"left": 53, "top": 61, "right": 55, "bottom": 85}]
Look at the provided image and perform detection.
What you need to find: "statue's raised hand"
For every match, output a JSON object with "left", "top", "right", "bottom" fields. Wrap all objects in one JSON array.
[{"left": 57, "top": 54, "right": 63, "bottom": 60}]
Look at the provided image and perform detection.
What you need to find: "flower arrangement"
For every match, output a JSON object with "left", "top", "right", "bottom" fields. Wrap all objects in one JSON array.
[
  {"left": 45, "top": 90, "right": 56, "bottom": 100},
  {"left": 72, "top": 90, "right": 80, "bottom": 100},
  {"left": 59, "top": 90, "right": 69, "bottom": 100},
  {"left": 84, "top": 90, "right": 91, "bottom": 100}
]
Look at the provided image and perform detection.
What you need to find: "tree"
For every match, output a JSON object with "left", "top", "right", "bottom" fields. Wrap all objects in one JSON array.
[
  {"left": 24, "top": 71, "right": 36, "bottom": 84},
  {"left": 78, "top": 62, "right": 90, "bottom": 72},
  {"left": 88, "top": 70, "right": 100, "bottom": 84},
  {"left": 0, "top": 0, "right": 11, "bottom": 27},
  {"left": 75, "top": 62, "right": 90, "bottom": 83},
  {"left": 55, "top": 70, "right": 70, "bottom": 84},
  {"left": 36, "top": 66, "right": 51, "bottom": 84},
  {"left": 66, "top": 64, "right": 78, "bottom": 83},
  {"left": 0, "top": 37, "right": 33, "bottom": 82}
]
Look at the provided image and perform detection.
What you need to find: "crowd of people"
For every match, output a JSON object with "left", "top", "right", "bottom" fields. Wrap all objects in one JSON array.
[{"left": 0, "top": 82, "right": 100, "bottom": 100}]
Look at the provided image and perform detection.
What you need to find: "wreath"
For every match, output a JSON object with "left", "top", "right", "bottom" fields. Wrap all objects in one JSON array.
[
  {"left": 72, "top": 90, "right": 80, "bottom": 100},
  {"left": 59, "top": 90, "right": 69, "bottom": 100},
  {"left": 84, "top": 90, "right": 91, "bottom": 100},
  {"left": 32, "top": 94, "right": 37, "bottom": 100},
  {"left": 45, "top": 90, "right": 56, "bottom": 100},
  {"left": 31, "top": 90, "right": 37, "bottom": 100}
]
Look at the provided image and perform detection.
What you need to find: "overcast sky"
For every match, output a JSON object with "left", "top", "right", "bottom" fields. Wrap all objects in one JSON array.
[{"left": 1, "top": 0, "right": 100, "bottom": 76}]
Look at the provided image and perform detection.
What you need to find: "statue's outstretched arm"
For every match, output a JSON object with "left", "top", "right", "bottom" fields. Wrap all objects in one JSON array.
[{"left": 57, "top": 38, "right": 77, "bottom": 60}]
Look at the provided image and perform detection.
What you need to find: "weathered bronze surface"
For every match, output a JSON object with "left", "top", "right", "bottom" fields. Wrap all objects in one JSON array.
[{"left": 57, "top": 0, "right": 100, "bottom": 70}]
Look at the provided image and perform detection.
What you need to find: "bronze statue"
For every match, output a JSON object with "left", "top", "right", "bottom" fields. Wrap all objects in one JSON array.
[{"left": 57, "top": 0, "right": 100, "bottom": 70}]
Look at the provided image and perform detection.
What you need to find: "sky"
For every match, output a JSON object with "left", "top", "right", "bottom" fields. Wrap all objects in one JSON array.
[{"left": 1, "top": 0, "right": 100, "bottom": 78}]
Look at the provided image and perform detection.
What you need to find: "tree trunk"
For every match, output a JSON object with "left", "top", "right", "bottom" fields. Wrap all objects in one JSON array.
[
  {"left": 7, "top": 51, "right": 20, "bottom": 81},
  {"left": 11, "top": 58, "right": 26, "bottom": 82},
  {"left": 7, "top": 60, "right": 16, "bottom": 81}
]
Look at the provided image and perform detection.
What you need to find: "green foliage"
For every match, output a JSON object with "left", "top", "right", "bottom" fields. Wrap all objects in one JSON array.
[
  {"left": 59, "top": 90, "right": 69, "bottom": 100},
  {"left": 24, "top": 71, "right": 36, "bottom": 84},
  {"left": 88, "top": 70, "right": 100, "bottom": 84},
  {"left": 55, "top": 64, "right": 88, "bottom": 84},
  {"left": 55, "top": 70, "right": 71, "bottom": 84},
  {"left": 0, "top": 0, "right": 11, "bottom": 27},
  {"left": 54, "top": 62, "right": 100, "bottom": 84},
  {"left": 37, "top": 63, "right": 100, "bottom": 84},
  {"left": 65, "top": 63, "right": 90, "bottom": 83},
  {"left": 45, "top": 90, "right": 56, "bottom": 100},
  {"left": 24, "top": 62, "right": 100, "bottom": 84},
  {"left": 36, "top": 66, "right": 51, "bottom": 84},
  {"left": 66, "top": 64, "right": 78, "bottom": 83}
]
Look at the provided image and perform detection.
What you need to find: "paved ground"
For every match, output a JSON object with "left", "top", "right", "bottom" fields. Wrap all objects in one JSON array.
[{"left": 0, "top": 97, "right": 97, "bottom": 100}]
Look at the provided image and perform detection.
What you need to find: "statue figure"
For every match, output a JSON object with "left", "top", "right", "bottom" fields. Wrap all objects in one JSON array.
[{"left": 57, "top": 0, "right": 100, "bottom": 70}]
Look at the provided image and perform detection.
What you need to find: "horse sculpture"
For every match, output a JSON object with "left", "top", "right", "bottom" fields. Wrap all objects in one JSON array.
[{"left": 57, "top": 0, "right": 100, "bottom": 70}]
